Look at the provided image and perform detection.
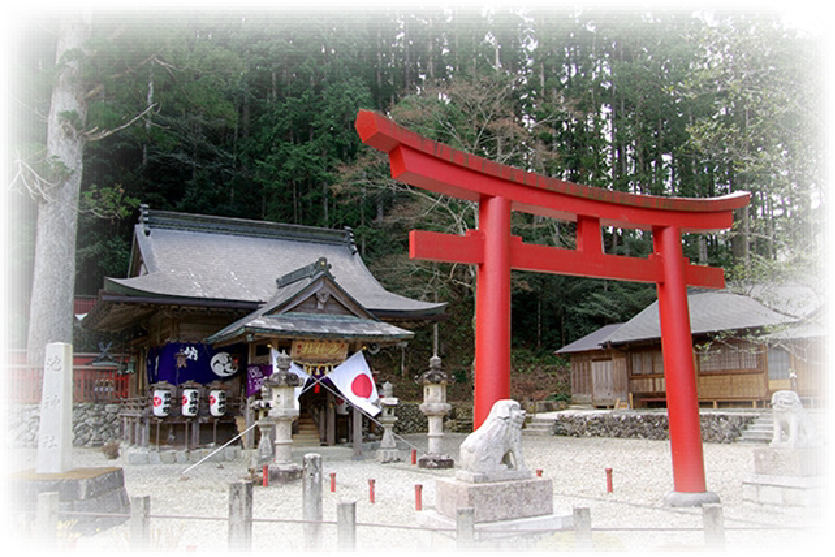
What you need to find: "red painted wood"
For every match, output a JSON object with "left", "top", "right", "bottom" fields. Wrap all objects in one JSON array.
[
  {"left": 474, "top": 196, "right": 513, "bottom": 428},
  {"left": 356, "top": 110, "right": 749, "bottom": 225},
  {"left": 409, "top": 230, "right": 484, "bottom": 265},
  {"left": 356, "top": 109, "right": 749, "bottom": 498},
  {"left": 390, "top": 144, "right": 742, "bottom": 231},
  {"left": 654, "top": 225, "right": 707, "bottom": 494},
  {"left": 576, "top": 216, "right": 602, "bottom": 254},
  {"left": 411, "top": 231, "right": 726, "bottom": 288}
]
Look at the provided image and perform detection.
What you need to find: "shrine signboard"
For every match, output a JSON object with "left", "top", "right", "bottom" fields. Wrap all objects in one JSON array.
[
  {"left": 355, "top": 109, "right": 750, "bottom": 506},
  {"left": 291, "top": 340, "right": 349, "bottom": 363}
]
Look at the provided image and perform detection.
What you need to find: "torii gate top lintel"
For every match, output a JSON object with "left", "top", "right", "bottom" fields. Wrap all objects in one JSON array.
[{"left": 356, "top": 109, "right": 749, "bottom": 232}]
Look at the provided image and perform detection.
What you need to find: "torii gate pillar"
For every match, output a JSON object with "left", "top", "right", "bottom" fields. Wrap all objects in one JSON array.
[
  {"left": 356, "top": 109, "right": 748, "bottom": 507},
  {"left": 474, "top": 196, "right": 513, "bottom": 423}
]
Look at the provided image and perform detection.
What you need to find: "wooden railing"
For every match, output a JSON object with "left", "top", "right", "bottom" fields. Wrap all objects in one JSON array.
[{"left": 4, "top": 362, "right": 130, "bottom": 403}]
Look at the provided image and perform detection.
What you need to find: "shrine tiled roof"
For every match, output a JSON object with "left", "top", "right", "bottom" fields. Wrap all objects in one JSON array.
[
  {"left": 104, "top": 207, "right": 444, "bottom": 319},
  {"left": 604, "top": 285, "right": 817, "bottom": 345},
  {"left": 557, "top": 284, "right": 821, "bottom": 351},
  {"left": 555, "top": 323, "right": 624, "bottom": 354}
]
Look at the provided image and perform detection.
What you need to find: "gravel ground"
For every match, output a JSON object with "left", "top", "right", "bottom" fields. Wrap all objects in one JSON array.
[{"left": 4, "top": 432, "right": 829, "bottom": 555}]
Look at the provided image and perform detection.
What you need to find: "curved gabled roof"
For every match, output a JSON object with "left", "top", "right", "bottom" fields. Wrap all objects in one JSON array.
[
  {"left": 605, "top": 289, "right": 798, "bottom": 345},
  {"left": 106, "top": 208, "right": 445, "bottom": 319}
]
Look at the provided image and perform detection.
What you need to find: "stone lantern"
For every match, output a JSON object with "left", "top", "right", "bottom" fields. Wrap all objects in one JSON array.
[
  {"left": 262, "top": 350, "right": 303, "bottom": 482},
  {"left": 376, "top": 381, "right": 401, "bottom": 463},
  {"left": 417, "top": 355, "right": 454, "bottom": 468}
]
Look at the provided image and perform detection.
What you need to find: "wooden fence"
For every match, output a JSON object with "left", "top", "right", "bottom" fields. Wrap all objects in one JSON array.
[
  {"left": 3, "top": 351, "right": 130, "bottom": 403},
  {"left": 28, "top": 486, "right": 750, "bottom": 552}
]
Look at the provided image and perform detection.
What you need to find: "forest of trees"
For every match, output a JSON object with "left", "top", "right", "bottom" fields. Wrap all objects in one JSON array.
[{"left": 4, "top": 8, "right": 825, "bottom": 370}]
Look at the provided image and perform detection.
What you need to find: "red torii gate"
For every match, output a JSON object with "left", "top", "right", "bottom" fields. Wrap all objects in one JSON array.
[{"left": 355, "top": 109, "right": 750, "bottom": 505}]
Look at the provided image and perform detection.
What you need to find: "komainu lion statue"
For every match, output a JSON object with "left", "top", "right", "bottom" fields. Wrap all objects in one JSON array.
[
  {"left": 771, "top": 390, "right": 816, "bottom": 448},
  {"left": 458, "top": 399, "right": 530, "bottom": 481}
]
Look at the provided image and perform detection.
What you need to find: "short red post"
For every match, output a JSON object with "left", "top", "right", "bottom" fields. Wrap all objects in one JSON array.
[
  {"left": 330, "top": 472, "right": 336, "bottom": 493},
  {"left": 411, "top": 449, "right": 416, "bottom": 465},
  {"left": 605, "top": 467, "right": 613, "bottom": 493},
  {"left": 415, "top": 484, "right": 423, "bottom": 511},
  {"left": 262, "top": 465, "right": 269, "bottom": 487},
  {"left": 368, "top": 479, "right": 375, "bottom": 504},
  {"left": 536, "top": 469, "right": 543, "bottom": 477}
]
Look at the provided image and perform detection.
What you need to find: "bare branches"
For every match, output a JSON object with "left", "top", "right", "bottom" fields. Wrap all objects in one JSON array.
[
  {"left": 8, "top": 151, "right": 62, "bottom": 203},
  {"left": 83, "top": 103, "right": 157, "bottom": 141}
]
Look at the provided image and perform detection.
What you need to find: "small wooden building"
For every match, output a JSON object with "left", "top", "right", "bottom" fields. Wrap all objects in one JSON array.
[
  {"left": 556, "top": 323, "right": 627, "bottom": 408},
  {"left": 82, "top": 206, "right": 444, "bottom": 447},
  {"left": 557, "top": 285, "right": 824, "bottom": 409}
]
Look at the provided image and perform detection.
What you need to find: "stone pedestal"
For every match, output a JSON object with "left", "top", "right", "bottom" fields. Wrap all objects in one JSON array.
[
  {"left": 436, "top": 476, "right": 553, "bottom": 522},
  {"left": 9, "top": 467, "right": 130, "bottom": 535},
  {"left": 742, "top": 447, "right": 824, "bottom": 507},
  {"left": 418, "top": 454, "right": 455, "bottom": 469},
  {"left": 419, "top": 399, "right": 571, "bottom": 547}
]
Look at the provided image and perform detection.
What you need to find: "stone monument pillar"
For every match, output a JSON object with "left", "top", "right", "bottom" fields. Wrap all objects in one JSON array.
[
  {"left": 36, "top": 342, "right": 74, "bottom": 474},
  {"left": 13, "top": 342, "right": 132, "bottom": 533},
  {"left": 264, "top": 351, "right": 303, "bottom": 482},
  {"left": 418, "top": 355, "right": 453, "bottom": 469},
  {"left": 376, "top": 381, "right": 401, "bottom": 463}
]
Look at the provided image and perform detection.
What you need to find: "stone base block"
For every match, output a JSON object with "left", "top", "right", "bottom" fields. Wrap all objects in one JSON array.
[
  {"left": 377, "top": 448, "right": 402, "bottom": 463},
  {"left": 224, "top": 445, "right": 241, "bottom": 461},
  {"left": 456, "top": 469, "right": 532, "bottom": 483},
  {"left": 742, "top": 474, "right": 824, "bottom": 507},
  {"left": 754, "top": 447, "right": 824, "bottom": 477},
  {"left": 436, "top": 477, "right": 553, "bottom": 522},
  {"left": 126, "top": 449, "right": 149, "bottom": 465},
  {"left": 416, "top": 508, "right": 572, "bottom": 548},
  {"left": 159, "top": 450, "right": 177, "bottom": 464},
  {"left": 664, "top": 491, "right": 721, "bottom": 507},
  {"left": 418, "top": 454, "right": 453, "bottom": 469},
  {"left": 267, "top": 463, "right": 302, "bottom": 483},
  {"left": 8, "top": 467, "right": 130, "bottom": 535}
]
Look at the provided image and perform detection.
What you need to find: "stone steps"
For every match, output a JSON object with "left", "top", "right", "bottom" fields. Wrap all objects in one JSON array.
[
  {"left": 293, "top": 413, "right": 320, "bottom": 446},
  {"left": 523, "top": 415, "right": 558, "bottom": 437},
  {"left": 737, "top": 410, "right": 827, "bottom": 444}
]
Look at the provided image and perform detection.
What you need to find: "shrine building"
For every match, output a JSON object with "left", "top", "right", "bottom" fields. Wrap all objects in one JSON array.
[{"left": 81, "top": 205, "right": 444, "bottom": 449}]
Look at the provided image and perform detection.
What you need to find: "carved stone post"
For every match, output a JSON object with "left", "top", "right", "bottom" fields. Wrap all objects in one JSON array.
[
  {"left": 418, "top": 355, "right": 453, "bottom": 468},
  {"left": 376, "top": 381, "right": 401, "bottom": 463},
  {"left": 263, "top": 350, "right": 303, "bottom": 482}
]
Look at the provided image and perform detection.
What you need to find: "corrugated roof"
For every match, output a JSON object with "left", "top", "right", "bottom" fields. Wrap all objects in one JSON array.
[
  {"left": 606, "top": 289, "right": 799, "bottom": 345},
  {"left": 108, "top": 208, "right": 444, "bottom": 318},
  {"left": 555, "top": 323, "right": 624, "bottom": 354}
]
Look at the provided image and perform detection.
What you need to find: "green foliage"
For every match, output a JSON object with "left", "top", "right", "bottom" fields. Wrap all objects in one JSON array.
[{"left": 6, "top": 9, "right": 822, "bottom": 357}]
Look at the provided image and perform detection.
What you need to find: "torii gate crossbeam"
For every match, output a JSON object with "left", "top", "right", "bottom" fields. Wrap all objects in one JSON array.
[{"left": 356, "top": 110, "right": 750, "bottom": 506}]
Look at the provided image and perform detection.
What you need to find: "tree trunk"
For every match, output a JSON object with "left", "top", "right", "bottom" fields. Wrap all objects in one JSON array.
[{"left": 27, "top": 12, "right": 91, "bottom": 367}]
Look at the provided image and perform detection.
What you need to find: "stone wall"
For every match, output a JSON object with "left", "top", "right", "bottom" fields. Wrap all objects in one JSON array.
[
  {"left": 7, "top": 403, "right": 122, "bottom": 448},
  {"left": 393, "top": 402, "right": 474, "bottom": 434},
  {"left": 551, "top": 412, "right": 758, "bottom": 444}
]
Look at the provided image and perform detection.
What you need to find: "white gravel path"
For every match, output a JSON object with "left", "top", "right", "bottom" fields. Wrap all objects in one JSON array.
[{"left": 5, "top": 433, "right": 829, "bottom": 554}]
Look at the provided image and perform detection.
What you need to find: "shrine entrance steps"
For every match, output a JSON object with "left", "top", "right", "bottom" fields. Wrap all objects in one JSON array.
[{"left": 292, "top": 412, "right": 320, "bottom": 446}]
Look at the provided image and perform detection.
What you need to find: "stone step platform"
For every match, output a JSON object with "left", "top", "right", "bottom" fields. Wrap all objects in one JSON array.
[
  {"left": 8, "top": 466, "right": 130, "bottom": 535},
  {"left": 523, "top": 416, "right": 557, "bottom": 437},
  {"left": 737, "top": 410, "right": 828, "bottom": 444}
]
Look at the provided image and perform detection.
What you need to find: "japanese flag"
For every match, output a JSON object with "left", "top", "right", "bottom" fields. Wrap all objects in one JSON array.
[
  {"left": 271, "top": 349, "right": 309, "bottom": 411},
  {"left": 328, "top": 351, "right": 380, "bottom": 416}
]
